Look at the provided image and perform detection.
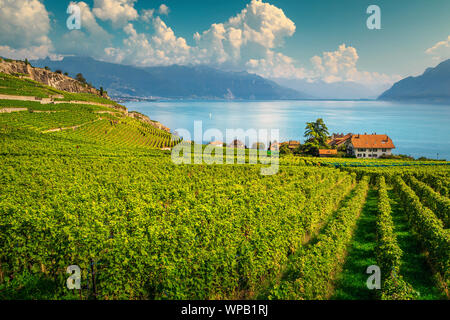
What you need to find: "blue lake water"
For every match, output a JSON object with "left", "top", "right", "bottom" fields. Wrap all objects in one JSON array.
[{"left": 125, "top": 100, "right": 450, "bottom": 160}]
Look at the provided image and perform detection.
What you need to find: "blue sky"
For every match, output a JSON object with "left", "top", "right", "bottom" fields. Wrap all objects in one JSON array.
[{"left": 1, "top": 0, "right": 449, "bottom": 89}]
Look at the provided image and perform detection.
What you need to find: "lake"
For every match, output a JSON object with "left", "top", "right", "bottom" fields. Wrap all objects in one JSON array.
[{"left": 124, "top": 100, "right": 450, "bottom": 160}]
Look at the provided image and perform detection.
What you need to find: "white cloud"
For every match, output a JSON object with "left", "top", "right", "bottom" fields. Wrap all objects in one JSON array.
[
  {"left": 0, "top": 0, "right": 51, "bottom": 49},
  {"left": 0, "top": 43, "right": 61, "bottom": 60},
  {"left": 246, "top": 51, "right": 307, "bottom": 79},
  {"left": 158, "top": 4, "right": 170, "bottom": 16},
  {"left": 141, "top": 9, "right": 154, "bottom": 23},
  {"left": 310, "top": 44, "right": 400, "bottom": 88},
  {"left": 194, "top": 0, "right": 296, "bottom": 67},
  {"left": 59, "top": 2, "right": 113, "bottom": 57},
  {"left": 105, "top": 18, "right": 190, "bottom": 66},
  {"left": 93, "top": 0, "right": 138, "bottom": 26},
  {"left": 425, "top": 35, "right": 450, "bottom": 62}
]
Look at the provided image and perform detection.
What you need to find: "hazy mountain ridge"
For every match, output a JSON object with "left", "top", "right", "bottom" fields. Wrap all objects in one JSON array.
[
  {"left": 32, "top": 57, "right": 307, "bottom": 100},
  {"left": 272, "top": 78, "right": 386, "bottom": 100},
  {"left": 378, "top": 59, "right": 450, "bottom": 103}
]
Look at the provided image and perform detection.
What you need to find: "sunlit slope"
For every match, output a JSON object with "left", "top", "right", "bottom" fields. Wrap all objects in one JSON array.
[{"left": 0, "top": 73, "right": 179, "bottom": 150}]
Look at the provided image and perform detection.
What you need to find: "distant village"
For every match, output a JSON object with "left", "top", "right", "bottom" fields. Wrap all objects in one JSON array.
[{"left": 208, "top": 133, "right": 396, "bottom": 159}]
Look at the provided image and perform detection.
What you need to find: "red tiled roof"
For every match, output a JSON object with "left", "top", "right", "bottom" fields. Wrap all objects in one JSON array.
[
  {"left": 351, "top": 134, "right": 395, "bottom": 149},
  {"left": 328, "top": 133, "right": 352, "bottom": 146},
  {"left": 319, "top": 149, "right": 338, "bottom": 155}
]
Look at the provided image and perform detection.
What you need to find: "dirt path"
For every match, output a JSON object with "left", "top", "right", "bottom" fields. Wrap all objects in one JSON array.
[
  {"left": 0, "top": 107, "right": 28, "bottom": 113},
  {"left": 41, "top": 118, "right": 100, "bottom": 134},
  {"left": 0, "top": 94, "right": 117, "bottom": 109}
]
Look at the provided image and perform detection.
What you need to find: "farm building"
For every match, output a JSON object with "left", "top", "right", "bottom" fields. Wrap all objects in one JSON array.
[
  {"left": 348, "top": 134, "right": 395, "bottom": 158},
  {"left": 280, "top": 140, "right": 301, "bottom": 151},
  {"left": 269, "top": 142, "right": 281, "bottom": 151},
  {"left": 228, "top": 139, "right": 246, "bottom": 149},
  {"left": 208, "top": 141, "right": 224, "bottom": 147},
  {"left": 318, "top": 149, "right": 338, "bottom": 157},
  {"left": 327, "top": 133, "right": 353, "bottom": 148}
]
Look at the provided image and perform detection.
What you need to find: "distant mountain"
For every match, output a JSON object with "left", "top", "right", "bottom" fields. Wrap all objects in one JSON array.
[
  {"left": 272, "top": 78, "right": 386, "bottom": 100},
  {"left": 378, "top": 59, "right": 450, "bottom": 103},
  {"left": 31, "top": 56, "right": 306, "bottom": 100}
]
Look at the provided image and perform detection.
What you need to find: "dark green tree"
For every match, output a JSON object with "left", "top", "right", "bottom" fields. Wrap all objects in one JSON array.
[
  {"left": 76, "top": 73, "right": 87, "bottom": 84},
  {"left": 301, "top": 118, "right": 330, "bottom": 156},
  {"left": 304, "top": 118, "right": 329, "bottom": 146}
]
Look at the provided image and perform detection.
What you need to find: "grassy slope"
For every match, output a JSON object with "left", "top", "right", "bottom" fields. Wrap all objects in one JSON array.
[
  {"left": 331, "top": 188, "right": 378, "bottom": 300},
  {"left": 0, "top": 72, "right": 176, "bottom": 150},
  {"left": 0, "top": 72, "right": 120, "bottom": 106}
]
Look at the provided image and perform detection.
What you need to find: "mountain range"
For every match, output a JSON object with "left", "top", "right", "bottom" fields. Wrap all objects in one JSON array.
[
  {"left": 378, "top": 59, "right": 450, "bottom": 103},
  {"left": 31, "top": 56, "right": 307, "bottom": 100},
  {"left": 272, "top": 78, "right": 386, "bottom": 100}
]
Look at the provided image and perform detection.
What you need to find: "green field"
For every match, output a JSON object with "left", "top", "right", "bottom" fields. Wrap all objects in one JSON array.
[{"left": 0, "top": 78, "right": 449, "bottom": 300}]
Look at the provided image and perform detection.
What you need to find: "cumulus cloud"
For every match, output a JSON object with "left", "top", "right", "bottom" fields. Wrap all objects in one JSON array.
[
  {"left": 0, "top": 43, "right": 61, "bottom": 60},
  {"left": 0, "top": 0, "right": 53, "bottom": 58},
  {"left": 59, "top": 1, "right": 113, "bottom": 58},
  {"left": 105, "top": 17, "right": 190, "bottom": 66},
  {"left": 246, "top": 51, "right": 308, "bottom": 79},
  {"left": 193, "top": 0, "right": 296, "bottom": 67},
  {"left": 158, "top": 4, "right": 170, "bottom": 16},
  {"left": 310, "top": 44, "right": 400, "bottom": 88},
  {"left": 93, "top": 0, "right": 138, "bottom": 26},
  {"left": 141, "top": 8, "right": 154, "bottom": 23},
  {"left": 425, "top": 35, "right": 450, "bottom": 62}
]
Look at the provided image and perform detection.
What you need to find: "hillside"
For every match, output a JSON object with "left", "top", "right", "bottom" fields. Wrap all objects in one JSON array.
[
  {"left": 0, "top": 67, "right": 177, "bottom": 149},
  {"left": 378, "top": 59, "right": 450, "bottom": 103},
  {"left": 31, "top": 56, "right": 307, "bottom": 100}
]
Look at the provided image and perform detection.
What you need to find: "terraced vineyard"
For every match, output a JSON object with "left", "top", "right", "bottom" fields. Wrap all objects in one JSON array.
[{"left": 0, "top": 78, "right": 448, "bottom": 300}]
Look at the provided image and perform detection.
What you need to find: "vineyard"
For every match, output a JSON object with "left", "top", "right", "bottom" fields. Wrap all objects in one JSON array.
[{"left": 0, "top": 86, "right": 449, "bottom": 300}]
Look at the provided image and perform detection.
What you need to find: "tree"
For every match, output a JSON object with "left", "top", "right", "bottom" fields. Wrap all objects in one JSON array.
[
  {"left": 304, "top": 118, "right": 329, "bottom": 146},
  {"left": 100, "top": 87, "right": 104, "bottom": 96},
  {"left": 24, "top": 58, "right": 29, "bottom": 65},
  {"left": 301, "top": 118, "right": 330, "bottom": 156},
  {"left": 76, "top": 73, "right": 86, "bottom": 84},
  {"left": 279, "top": 144, "right": 291, "bottom": 155}
]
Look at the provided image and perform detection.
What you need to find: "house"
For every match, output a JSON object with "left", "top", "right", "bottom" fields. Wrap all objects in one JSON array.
[
  {"left": 318, "top": 149, "right": 338, "bottom": 157},
  {"left": 269, "top": 142, "right": 281, "bottom": 151},
  {"left": 251, "top": 142, "right": 266, "bottom": 150},
  {"left": 228, "top": 139, "right": 246, "bottom": 149},
  {"left": 208, "top": 141, "right": 224, "bottom": 147},
  {"left": 327, "top": 133, "right": 352, "bottom": 148},
  {"left": 280, "top": 140, "right": 301, "bottom": 150},
  {"left": 348, "top": 134, "right": 395, "bottom": 158}
]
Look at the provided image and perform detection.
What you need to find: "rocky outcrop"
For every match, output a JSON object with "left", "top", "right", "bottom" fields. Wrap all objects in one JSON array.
[
  {"left": 127, "top": 111, "right": 171, "bottom": 133},
  {"left": 0, "top": 58, "right": 108, "bottom": 98}
]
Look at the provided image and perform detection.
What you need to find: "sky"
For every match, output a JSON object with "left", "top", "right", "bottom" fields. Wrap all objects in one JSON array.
[{"left": 0, "top": 0, "right": 449, "bottom": 90}]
